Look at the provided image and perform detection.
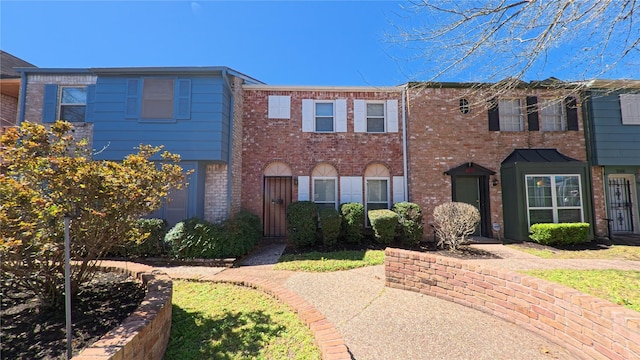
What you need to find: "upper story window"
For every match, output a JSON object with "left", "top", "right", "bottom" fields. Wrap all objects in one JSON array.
[
  {"left": 315, "top": 102, "right": 334, "bottom": 132},
  {"left": 620, "top": 94, "right": 640, "bottom": 125},
  {"left": 301, "top": 99, "right": 346, "bottom": 133},
  {"left": 539, "top": 99, "right": 566, "bottom": 131},
  {"left": 59, "top": 86, "right": 87, "bottom": 122},
  {"left": 489, "top": 96, "right": 579, "bottom": 132},
  {"left": 498, "top": 99, "right": 523, "bottom": 131},
  {"left": 459, "top": 98, "right": 470, "bottom": 114},
  {"left": 366, "top": 102, "right": 385, "bottom": 132},
  {"left": 141, "top": 78, "right": 174, "bottom": 119}
]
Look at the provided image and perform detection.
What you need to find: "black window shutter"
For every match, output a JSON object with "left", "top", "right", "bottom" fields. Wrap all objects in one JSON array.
[
  {"left": 488, "top": 98, "right": 500, "bottom": 131},
  {"left": 526, "top": 96, "right": 539, "bottom": 131},
  {"left": 565, "top": 96, "right": 578, "bottom": 130}
]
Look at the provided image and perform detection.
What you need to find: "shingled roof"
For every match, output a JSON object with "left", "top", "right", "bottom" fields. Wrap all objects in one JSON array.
[{"left": 1, "top": 51, "right": 36, "bottom": 79}]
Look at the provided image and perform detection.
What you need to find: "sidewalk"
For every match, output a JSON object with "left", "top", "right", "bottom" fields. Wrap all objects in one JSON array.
[{"left": 157, "top": 243, "right": 640, "bottom": 360}]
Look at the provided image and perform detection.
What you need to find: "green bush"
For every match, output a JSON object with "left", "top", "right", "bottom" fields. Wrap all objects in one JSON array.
[
  {"left": 286, "top": 201, "right": 318, "bottom": 247},
  {"left": 368, "top": 209, "right": 398, "bottom": 245},
  {"left": 105, "top": 218, "right": 169, "bottom": 257},
  {"left": 392, "top": 202, "right": 424, "bottom": 246},
  {"left": 320, "top": 208, "right": 342, "bottom": 247},
  {"left": 340, "top": 202, "right": 364, "bottom": 244},
  {"left": 529, "top": 223, "right": 590, "bottom": 246},
  {"left": 164, "top": 212, "right": 262, "bottom": 259}
]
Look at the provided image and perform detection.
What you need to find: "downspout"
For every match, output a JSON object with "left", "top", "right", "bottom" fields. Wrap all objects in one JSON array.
[
  {"left": 223, "top": 69, "right": 234, "bottom": 218},
  {"left": 402, "top": 85, "right": 409, "bottom": 201},
  {"left": 18, "top": 71, "right": 27, "bottom": 125}
]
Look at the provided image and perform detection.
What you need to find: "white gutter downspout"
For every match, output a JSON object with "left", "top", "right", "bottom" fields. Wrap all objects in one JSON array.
[{"left": 402, "top": 85, "right": 409, "bottom": 201}]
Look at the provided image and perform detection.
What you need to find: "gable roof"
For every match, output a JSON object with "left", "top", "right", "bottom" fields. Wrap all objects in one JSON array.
[
  {"left": 1, "top": 51, "right": 36, "bottom": 78},
  {"left": 501, "top": 149, "right": 579, "bottom": 164}
]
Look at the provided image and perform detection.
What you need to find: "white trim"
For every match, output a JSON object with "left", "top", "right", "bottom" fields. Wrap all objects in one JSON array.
[
  {"left": 365, "top": 177, "right": 390, "bottom": 210},
  {"left": 243, "top": 84, "right": 404, "bottom": 92},
  {"left": 335, "top": 99, "right": 347, "bottom": 132},
  {"left": 354, "top": 100, "right": 366, "bottom": 133},
  {"left": 314, "top": 100, "right": 335, "bottom": 132},
  {"left": 620, "top": 94, "right": 640, "bottom": 125},
  {"left": 386, "top": 99, "right": 399, "bottom": 133},
  {"left": 340, "top": 176, "right": 363, "bottom": 204},
  {"left": 58, "top": 86, "right": 87, "bottom": 122},
  {"left": 302, "top": 99, "right": 314, "bottom": 132},
  {"left": 392, "top": 176, "right": 405, "bottom": 203},
  {"left": 297, "top": 176, "right": 310, "bottom": 201},
  {"left": 268, "top": 95, "right": 291, "bottom": 119}
]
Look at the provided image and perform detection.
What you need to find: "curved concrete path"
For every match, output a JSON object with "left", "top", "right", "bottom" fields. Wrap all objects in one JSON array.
[{"left": 154, "top": 242, "right": 640, "bottom": 360}]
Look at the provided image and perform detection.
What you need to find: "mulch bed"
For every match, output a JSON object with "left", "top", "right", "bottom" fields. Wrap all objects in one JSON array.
[{"left": 1, "top": 271, "right": 145, "bottom": 360}]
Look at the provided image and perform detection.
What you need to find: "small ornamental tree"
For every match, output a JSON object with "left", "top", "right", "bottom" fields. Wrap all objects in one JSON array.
[
  {"left": 0, "top": 121, "right": 186, "bottom": 308},
  {"left": 433, "top": 202, "right": 480, "bottom": 251}
]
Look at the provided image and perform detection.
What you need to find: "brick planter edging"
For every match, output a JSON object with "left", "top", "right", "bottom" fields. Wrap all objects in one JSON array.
[
  {"left": 385, "top": 248, "right": 640, "bottom": 360},
  {"left": 210, "top": 274, "right": 352, "bottom": 360},
  {"left": 74, "top": 261, "right": 173, "bottom": 360}
]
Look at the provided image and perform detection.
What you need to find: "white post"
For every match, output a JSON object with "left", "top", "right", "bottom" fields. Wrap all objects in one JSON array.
[{"left": 64, "top": 216, "right": 72, "bottom": 359}]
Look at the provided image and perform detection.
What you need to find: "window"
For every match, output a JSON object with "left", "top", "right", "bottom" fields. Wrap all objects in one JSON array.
[
  {"left": 539, "top": 99, "right": 566, "bottom": 131},
  {"left": 620, "top": 94, "right": 640, "bottom": 125},
  {"left": 315, "top": 102, "right": 334, "bottom": 132},
  {"left": 364, "top": 164, "right": 390, "bottom": 225},
  {"left": 498, "top": 99, "right": 523, "bottom": 131},
  {"left": 268, "top": 95, "right": 291, "bottom": 119},
  {"left": 366, "top": 102, "right": 385, "bottom": 132},
  {"left": 525, "top": 175, "right": 583, "bottom": 227},
  {"left": 459, "top": 98, "right": 470, "bottom": 114},
  {"left": 312, "top": 163, "right": 338, "bottom": 210},
  {"left": 59, "top": 87, "right": 87, "bottom": 122},
  {"left": 141, "top": 78, "right": 174, "bottom": 119}
]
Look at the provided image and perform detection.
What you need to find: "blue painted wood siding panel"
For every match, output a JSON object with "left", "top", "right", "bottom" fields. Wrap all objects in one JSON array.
[
  {"left": 590, "top": 91, "right": 640, "bottom": 165},
  {"left": 90, "top": 76, "right": 230, "bottom": 162}
]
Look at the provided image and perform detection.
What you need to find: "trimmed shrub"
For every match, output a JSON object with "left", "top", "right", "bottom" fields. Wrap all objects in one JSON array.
[
  {"left": 286, "top": 201, "right": 318, "bottom": 247},
  {"left": 340, "top": 202, "right": 364, "bottom": 244},
  {"left": 130, "top": 218, "right": 169, "bottom": 257},
  {"left": 320, "top": 208, "right": 342, "bottom": 247},
  {"left": 164, "top": 211, "right": 262, "bottom": 259},
  {"left": 433, "top": 202, "right": 480, "bottom": 251},
  {"left": 368, "top": 209, "right": 398, "bottom": 245},
  {"left": 530, "top": 223, "right": 590, "bottom": 246},
  {"left": 392, "top": 202, "right": 424, "bottom": 246}
]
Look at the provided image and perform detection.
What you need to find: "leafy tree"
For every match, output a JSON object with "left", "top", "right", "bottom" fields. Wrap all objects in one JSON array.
[
  {"left": 392, "top": 1, "right": 639, "bottom": 94},
  {"left": 0, "top": 121, "right": 186, "bottom": 308}
]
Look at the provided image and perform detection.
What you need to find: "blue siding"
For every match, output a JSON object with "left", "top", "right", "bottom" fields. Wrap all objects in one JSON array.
[
  {"left": 589, "top": 91, "right": 640, "bottom": 165},
  {"left": 91, "top": 76, "right": 230, "bottom": 162}
]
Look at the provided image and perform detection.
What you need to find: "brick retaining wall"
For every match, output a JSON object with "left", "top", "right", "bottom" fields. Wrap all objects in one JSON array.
[
  {"left": 385, "top": 248, "right": 640, "bottom": 360},
  {"left": 74, "top": 261, "right": 172, "bottom": 360}
]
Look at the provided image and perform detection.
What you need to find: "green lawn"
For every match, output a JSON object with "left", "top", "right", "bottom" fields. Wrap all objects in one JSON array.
[
  {"left": 273, "top": 249, "right": 385, "bottom": 272},
  {"left": 165, "top": 281, "right": 320, "bottom": 360},
  {"left": 523, "top": 269, "right": 640, "bottom": 312},
  {"left": 507, "top": 244, "right": 640, "bottom": 261}
]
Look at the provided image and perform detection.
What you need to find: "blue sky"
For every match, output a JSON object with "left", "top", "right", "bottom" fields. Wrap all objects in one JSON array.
[{"left": 1, "top": 1, "right": 638, "bottom": 86}]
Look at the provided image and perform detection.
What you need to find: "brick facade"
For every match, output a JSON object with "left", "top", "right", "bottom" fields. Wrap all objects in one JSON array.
[
  {"left": 204, "top": 163, "right": 229, "bottom": 223},
  {"left": 590, "top": 166, "right": 609, "bottom": 237},
  {"left": 406, "top": 86, "right": 595, "bottom": 239},
  {"left": 22, "top": 74, "right": 96, "bottom": 124},
  {"left": 241, "top": 87, "right": 405, "bottom": 227},
  {"left": 230, "top": 76, "right": 244, "bottom": 216},
  {"left": 1, "top": 93, "right": 18, "bottom": 127}
]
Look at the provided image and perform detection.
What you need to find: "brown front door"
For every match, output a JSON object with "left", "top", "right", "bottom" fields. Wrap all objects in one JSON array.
[{"left": 263, "top": 176, "right": 292, "bottom": 237}]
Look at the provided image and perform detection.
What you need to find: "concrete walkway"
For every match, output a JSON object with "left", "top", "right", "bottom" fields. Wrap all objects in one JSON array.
[{"left": 156, "top": 243, "right": 640, "bottom": 360}]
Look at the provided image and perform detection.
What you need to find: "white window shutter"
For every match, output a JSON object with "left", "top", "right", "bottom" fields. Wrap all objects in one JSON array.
[
  {"left": 620, "top": 94, "right": 640, "bottom": 125},
  {"left": 335, "top": 99, "right": 347, "bottom": 132},
  {"left": 386, "top": 99, "right": 399, "bottom": 133},
  {"left": 354, "top": 100, "right": 366, "bottom": 133},
  {"left": 392, "top": 176, "right": 405, "bottom": 203},
  {"left": 340, "top": 176, "right": 363, "bottom": 204},
  {"left": 268, "top": 95, "right": 290, "bottom": 119},
  {"left": 297, "top": 176, "right": 310, "bottom": 201},
  {"left": 302, "top": 99, "right": 314, "bottom": 132}
]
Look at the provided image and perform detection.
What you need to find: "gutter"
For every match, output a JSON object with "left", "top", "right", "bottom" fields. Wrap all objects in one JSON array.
[
  {"left": 222, "top": 69, "right": 234, "bottom": 218},
  {"left": 18, "top": 71, "right": 27, "bottom": 125},
  {"left": 402, "top": 85, "right": 409, "bottom": 201}
]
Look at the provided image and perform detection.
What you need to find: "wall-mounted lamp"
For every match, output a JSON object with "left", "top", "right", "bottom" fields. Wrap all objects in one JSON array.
[{"left": 492, "top": 177, "right": 500, "bottom": 187}]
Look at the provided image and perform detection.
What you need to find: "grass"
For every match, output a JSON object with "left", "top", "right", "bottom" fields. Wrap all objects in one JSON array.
[
  {"left": 507, "top": 243, "right": 640, "bottom": 261},
  {"left": 164, "top": 281, "right": 320, "bottom": 360},
  {"left": 523, "top": 269, "right": 640, "bottom": 312},
  {"left": 273, "top": 249, "right": 385, "bottom": 272}
]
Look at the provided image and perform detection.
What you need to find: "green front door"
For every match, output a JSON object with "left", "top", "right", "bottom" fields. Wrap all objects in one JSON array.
[{"left": 455, "top": 176, "right": 481, "bottom": 236}]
